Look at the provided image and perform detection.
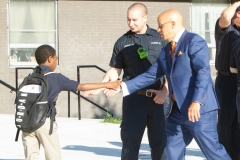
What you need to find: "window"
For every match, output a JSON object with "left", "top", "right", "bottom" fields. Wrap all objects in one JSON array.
[
  {"left": 190, "top": 0, "right": 229, "bottom": 64},
  {"left": 7, "top": 0, "right": 58, "bottom": 67}
]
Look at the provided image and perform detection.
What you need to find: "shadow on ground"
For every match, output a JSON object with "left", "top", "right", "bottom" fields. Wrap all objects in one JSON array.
[
  {"left": 62, "top": 141, "right": 205, "bottom": 159},
  {"left": 62, "top": 141, "right": 151, "bottom": 159}
]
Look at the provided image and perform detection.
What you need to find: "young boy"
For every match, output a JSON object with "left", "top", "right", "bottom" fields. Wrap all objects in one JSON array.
[{"left": 22, "top": 44, "right": 121, "bottom": 160}]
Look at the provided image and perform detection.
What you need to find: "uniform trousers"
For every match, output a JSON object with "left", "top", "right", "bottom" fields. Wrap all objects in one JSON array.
[
  {"left": 22, "top": 118, "right": 61, "bottom": 160},
  {"left": 121, "top": 93, "right": 166, "bottom": 160},
  {"left": 166, "top": 103, "right": 231, "bottom": 160},
  {"left": 237, "top": 90, "right": 240, "bottom": 128},
  {"left": 215, "top": 75, "right": 240, "bottom": 160}
]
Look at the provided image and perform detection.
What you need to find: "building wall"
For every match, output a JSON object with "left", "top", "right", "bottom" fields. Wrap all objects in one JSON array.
[
  {"left": 0, "top": 0, "right": 16, "bottom": 114},
  {"left": 0, "top": 1, "right": 190, "bottom": 118}
]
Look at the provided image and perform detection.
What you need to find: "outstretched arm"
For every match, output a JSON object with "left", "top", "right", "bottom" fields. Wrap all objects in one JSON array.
[
  {"left": 122, "top": 59, "right": 164, "bottom": 96},
  {"left": 77, "top": 80, "right": 121, "bottom": 91}
]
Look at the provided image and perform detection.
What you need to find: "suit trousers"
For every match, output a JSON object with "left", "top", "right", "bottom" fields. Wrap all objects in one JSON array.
[
  {"left": 166, "top": 103, "right": 231, "bottom": 160},
  {"left": 215, "top": 75, "right": 240, "bottom": 160},
  {"left": 120, "top": 93, "right": 166, "bottom": 160},
  {"left": 22, "top": 118, "right": 61, "bottom": 160}
]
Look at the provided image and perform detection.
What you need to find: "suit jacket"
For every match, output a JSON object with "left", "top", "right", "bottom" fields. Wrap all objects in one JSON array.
[{"left": 125, "top": 30, "right": 219, "bottom": 117}]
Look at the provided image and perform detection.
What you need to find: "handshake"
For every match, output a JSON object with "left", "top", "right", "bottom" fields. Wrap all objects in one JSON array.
[{"left": 83, "top": 80, "right": 122, "bottom": 97}]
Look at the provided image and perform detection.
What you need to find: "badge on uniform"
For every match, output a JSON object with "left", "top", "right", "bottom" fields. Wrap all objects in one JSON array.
[{"left": 137, "top": 47, "right": 148, "bottom": 59}]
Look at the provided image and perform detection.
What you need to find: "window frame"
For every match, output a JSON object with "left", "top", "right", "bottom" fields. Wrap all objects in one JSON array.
[
  {"left": 190, "top": 1, "right": 230, "bottom": 65},
  {"left": 7, "top": 0, "right": 58, "bottom": 68}
]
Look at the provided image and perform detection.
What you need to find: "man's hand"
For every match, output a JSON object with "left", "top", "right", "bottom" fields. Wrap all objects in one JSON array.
[
  {"left": 188, "top": 102, "right": 201, "bottom": 122},
  {"left": 150, "top": 84, "right": 168, "bottom": 104},
  {"left": 103, "top": 87, "right": 121, "bottom": 96},
  {"left": 83, "top": 89, "right": 102, "bottom": 97}
]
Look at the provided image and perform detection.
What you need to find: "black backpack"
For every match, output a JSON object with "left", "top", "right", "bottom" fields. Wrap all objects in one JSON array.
[{"left": 14, "top": 66, "right": 56, "bottom": 141}]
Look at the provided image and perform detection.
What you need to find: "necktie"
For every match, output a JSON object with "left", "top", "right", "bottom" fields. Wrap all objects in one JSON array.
[
  {"left": 170, "top": 41, "right": 176, "bottom": 101},
  {"left": 170, "top": 41, "right": 176, "bottom": 60}
]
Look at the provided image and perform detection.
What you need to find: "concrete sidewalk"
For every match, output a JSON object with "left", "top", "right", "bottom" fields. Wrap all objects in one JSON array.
[{"left": 0, "top": 114, "right": 206, "bottom": 160}]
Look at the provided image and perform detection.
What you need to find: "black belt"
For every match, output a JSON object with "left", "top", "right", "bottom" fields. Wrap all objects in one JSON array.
[
  {"left": 217, "top": 71, "right": 237, "bottom": 77},
  {"left": 136, "top": 89, "right": 156, "bottom": 97}
]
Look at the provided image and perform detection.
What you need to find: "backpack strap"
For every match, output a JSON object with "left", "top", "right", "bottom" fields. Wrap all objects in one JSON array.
[
  {"left": 42, "top": 68, "right": 56, "bottom": 135},
  {"left": 49, "top": 101, "right": 56, "bottom": 135},
  {"left": 34, "top": 66, "right": 54, "bottom": 75},
  {"left": 15, "top": 129, "right": 20, "bottom": 142},
  {"left": 48, "top": 96, "right": 58, "bottom": 135},
  {"left": 34, "top": 66, "right": 44, "bottom": 74}
]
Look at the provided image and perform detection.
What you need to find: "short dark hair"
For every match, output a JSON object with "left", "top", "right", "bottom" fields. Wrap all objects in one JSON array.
[
  {"left": 35, "top": 44, "right": 56, "bottom": 64},
  {"left": 236, "top": 6, "right": 240, "bottom": 12},
  {"left": 128, "top": 3, "right": 148, "bottom": 16}
]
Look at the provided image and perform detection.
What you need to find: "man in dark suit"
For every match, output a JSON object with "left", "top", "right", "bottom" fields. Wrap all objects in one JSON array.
[{"left": 121, "top": 9, "right": 231, "bottom": 159}]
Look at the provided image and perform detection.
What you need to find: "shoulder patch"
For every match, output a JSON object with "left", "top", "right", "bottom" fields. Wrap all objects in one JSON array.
[
  {"left": 151, "top": 42, "right": 162, "bottom": 45},
  {"left": 124, "top": 44, "right": 134, "bottom": 48}
]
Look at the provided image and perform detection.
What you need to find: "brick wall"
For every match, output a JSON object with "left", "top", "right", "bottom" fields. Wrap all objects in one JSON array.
[{"left": 0, "top": 1, "right": 190, "bottom": 118}]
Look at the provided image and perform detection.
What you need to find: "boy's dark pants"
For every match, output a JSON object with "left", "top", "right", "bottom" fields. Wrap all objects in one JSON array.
[
  {"left": 120, "top": 93, "right": 166, "bottom": 160},
  {"left": 215, "top": 75, "right": 240, "bottom": 160}
]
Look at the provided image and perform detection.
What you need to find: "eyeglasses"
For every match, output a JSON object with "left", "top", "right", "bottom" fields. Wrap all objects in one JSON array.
[{"left": 158, "top": 21, "right": 171, "bottom": 29}]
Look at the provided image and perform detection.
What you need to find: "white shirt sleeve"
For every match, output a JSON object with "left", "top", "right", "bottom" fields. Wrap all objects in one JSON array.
[{"left": 121, "top": 82, "right": 130, "bottom": 97}]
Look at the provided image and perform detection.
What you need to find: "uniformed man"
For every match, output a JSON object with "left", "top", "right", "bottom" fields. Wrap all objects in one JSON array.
[
  {"left": 230, "top": 38, "right": 240, "bottom": 130},
  {"left": 215, "top": 2, "right": 240, "bottom": 160},
  {"left": 85, "top": 3, "right": 168, "bottom": 160}
]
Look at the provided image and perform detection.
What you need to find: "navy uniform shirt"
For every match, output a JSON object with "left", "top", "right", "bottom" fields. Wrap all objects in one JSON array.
[
  {"left": 40, "top": 65, "right": 79, "bottom": 118},
  {"left": 109, "top": 25, "right": 167, "bottom": 90},
  {"left": 230, "top": 38, "right": 240, "bottom": 86},
  {"left": 215, "top": 18, "right": 240, "bottom": 72}
]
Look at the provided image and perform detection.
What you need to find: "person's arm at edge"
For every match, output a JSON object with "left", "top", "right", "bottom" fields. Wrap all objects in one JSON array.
[
  {"left": 219, "top": 1, "right": 240, "bottom": 28},
  {"left": 230, "top": 53, "right": 238, "bottom": 73},
  {"left": 77, "top": 80, "right": 121, "bottom": 91},
  {"left": 230, "top": 40, "right": 239, "bottom": 73},
  {"left": 230, "top": 67, "right": 238, "bottom": 73}
]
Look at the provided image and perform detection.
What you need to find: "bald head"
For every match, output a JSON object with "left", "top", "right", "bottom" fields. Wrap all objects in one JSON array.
[
  {"left": 157, "top": 9, "right": 184, "bottom": 41},
  {"left": 158, "top": 9, "right": 183, "bottom": 29},
  {"left": 128, "top": 3, "right": 148, "bottom": 17}
]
